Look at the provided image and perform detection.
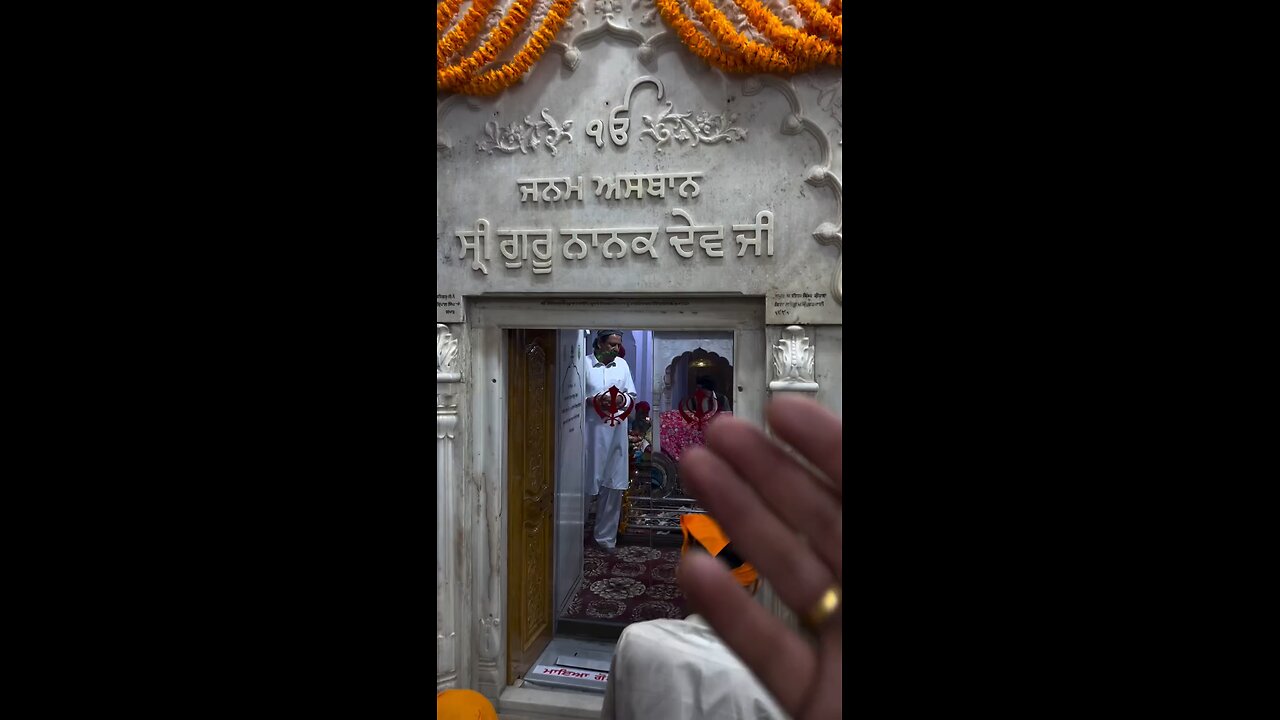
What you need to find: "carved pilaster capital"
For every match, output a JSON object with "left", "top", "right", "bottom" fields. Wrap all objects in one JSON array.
[
  {"left": 437, "top": 324, "right": 462, "bottom": 383},
  {"left": 769, "top": 325, "right": 818, "bottom": 392}
]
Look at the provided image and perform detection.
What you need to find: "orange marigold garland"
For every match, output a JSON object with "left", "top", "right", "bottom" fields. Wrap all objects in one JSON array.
[
  {"left": 452, "top": 0, "right": 576, "bottom": 96},
  {"left": 654, "top": 0, "right": 749, "bottom": 73},
  {"left": 685, "top": 0, "right": 821, "bottom": 73},
  {"left": 789, "top": 0, "right": 842, "bottom": 44},
  {"left": 732, "top": 0, "right": 840, "bottom": 66},
  {"left": 830, "top": 0, "right": 841, "bottom": 14},
  {"left": 438, "top": 0, "right": 838, "bottom": 96},
  {"left": 438, "top": 0, "right": 535, "bottom": 90},
  {"left": 437, "top": 0, "right": 466, "bottom": 38},
  {"left": 438, "top": 0, "right": 498, "bottom": 67}
]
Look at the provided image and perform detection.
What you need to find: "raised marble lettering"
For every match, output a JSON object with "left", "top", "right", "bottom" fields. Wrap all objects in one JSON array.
[
  {"left": 456, "top": 219, "right": 491, "bottom": 274},
  {"left": 517, "top": 177, "right": 585, "bottom": 203},
  {"left": 457, "top": 209, "right": 770, "bottom": 274},
  {"left": 591, "top": 172, "right": 704, "bottom": 201},
  {"left": 586, "top": 119, "right": 605, "bottom": 148},
  {"left": 666, "top": 208, "right": 724, "bottom": 258},
  {"left": 561, "top": 230, "right": 590, "bottom": 260},
  {"left": 498, "top": 228, "right": 555, "bottom": 274},
  {"left": 733, "top": 210, "right": 774, "bottom": 257},
  {"left": 592, "top": 176, "right": 620, "bottom": 200},
  {"left": 594, "top": 76, "right": 665, "bottom": 148}
]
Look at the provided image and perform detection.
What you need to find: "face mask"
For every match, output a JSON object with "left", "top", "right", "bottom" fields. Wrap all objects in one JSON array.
[{"left": 595, "top": 349, "right": 618, "bottom": 364}]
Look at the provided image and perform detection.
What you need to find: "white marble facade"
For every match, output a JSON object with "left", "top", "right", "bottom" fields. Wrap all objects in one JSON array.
[
  {"left": 437, "top": 1, "right": 842, "bottom": 705},
  {"left": 437, "top": 1, "right": 842, "bottom": 327}
]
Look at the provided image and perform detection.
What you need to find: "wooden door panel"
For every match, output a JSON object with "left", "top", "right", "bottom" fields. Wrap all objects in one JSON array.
[{"left": 507, "top": 329, "right": 555, "bottom": 684}]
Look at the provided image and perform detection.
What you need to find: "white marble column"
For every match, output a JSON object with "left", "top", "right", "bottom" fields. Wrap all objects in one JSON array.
[
  {"left": 761, "top": 324, "right": 820, "bottom": 630},
  {"left": 469, "top": 325, "right": 506, "bottom": 701},
  {"left": 437, "top": 324, "right": 463, "bottom": 691}
]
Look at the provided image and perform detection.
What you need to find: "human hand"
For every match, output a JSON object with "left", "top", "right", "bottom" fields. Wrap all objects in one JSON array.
[{"left": 677, "top": 395, "right": 842, "bottom": 719}]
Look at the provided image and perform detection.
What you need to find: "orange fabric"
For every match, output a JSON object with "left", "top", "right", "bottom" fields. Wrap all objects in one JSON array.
[
  {"left": 681, "top": 514, "right": 730, "bottom": 557},
  {"left": 730, "top": 562, "right": 758, "bottom": 588},
  {"left": 680, "top": 514, "right": 758, "bottom": 589},
  {"left": 436, "top": 689, "right": 498, "bottom": 720}
]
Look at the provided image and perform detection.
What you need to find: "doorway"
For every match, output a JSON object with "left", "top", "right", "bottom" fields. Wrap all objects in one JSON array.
[
  {"left": 505, "top": 324, "right": 744, "bottom": 692},
  {"left": 553, "top": 329, "right": 738, "bottom": 643},
  {"left": 466, "top": 297, "right": 766, "bottom": 699}
]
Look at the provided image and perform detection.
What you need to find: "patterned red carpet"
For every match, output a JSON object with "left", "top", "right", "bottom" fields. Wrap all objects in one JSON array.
[{"left": 560, "top": 530, "right": 690, "bottom": 624}]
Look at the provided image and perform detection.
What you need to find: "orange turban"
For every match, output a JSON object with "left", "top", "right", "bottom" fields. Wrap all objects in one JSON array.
[
  {"left": 437, "top": 689, "right": 498, "bottom": 720},
  {"left": 680, "top": 514, "right": 758, "bottom": 589}
]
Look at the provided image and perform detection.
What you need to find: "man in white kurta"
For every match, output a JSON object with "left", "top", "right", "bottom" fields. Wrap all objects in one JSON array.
[{"left": 585, "top": 330, "right": 637, "bottom": 551}]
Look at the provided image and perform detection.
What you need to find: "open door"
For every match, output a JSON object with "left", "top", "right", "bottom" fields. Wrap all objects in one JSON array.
[
  {"left": 506, "top": 329, "right": 556, "bottom": 684},
  {"left": 553, "top": 330, "right": 587, "bottom": 622}
]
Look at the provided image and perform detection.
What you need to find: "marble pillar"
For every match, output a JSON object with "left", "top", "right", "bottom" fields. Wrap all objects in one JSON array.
[{"left": 437, "top": 324, "right": 464, "bottom": 691}]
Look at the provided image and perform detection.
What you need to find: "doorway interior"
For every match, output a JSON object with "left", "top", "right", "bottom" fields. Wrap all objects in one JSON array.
[
  {"left": 467, "top": 296, "right": 766, "bottom": 700},
  {"left": 509, "top": 326, "right": 739, "bottom": 694}
]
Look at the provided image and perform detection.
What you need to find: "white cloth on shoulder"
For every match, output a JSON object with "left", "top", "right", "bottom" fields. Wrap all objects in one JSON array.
[{"left": 602, "top": 614, "right": 789, "bottom": 720}]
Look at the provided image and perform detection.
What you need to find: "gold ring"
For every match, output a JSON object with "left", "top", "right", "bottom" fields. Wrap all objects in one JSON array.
[{"left": 804, "top": 586, "right": 841, "bottom": 630}]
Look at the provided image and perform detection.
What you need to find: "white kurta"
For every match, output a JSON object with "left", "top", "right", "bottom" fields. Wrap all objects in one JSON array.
[
  {"left": 585, "top": 354, "right": 637, "bottom": 496},
  {"left": 602, "top": 615, "right": 789, "bottom": 720}
]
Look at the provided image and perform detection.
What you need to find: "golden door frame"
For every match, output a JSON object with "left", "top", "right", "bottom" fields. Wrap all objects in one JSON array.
[{"left": 505, "top": 329, "right": 556, "bottom": 684}]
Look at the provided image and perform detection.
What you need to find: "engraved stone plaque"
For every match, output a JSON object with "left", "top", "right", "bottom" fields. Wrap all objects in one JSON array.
[{"left": 437, "top": 2, "right": 842, "bottom": 324}]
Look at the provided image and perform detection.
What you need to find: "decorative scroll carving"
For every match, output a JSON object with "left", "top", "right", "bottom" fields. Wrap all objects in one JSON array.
[
  {"left": 438, "top": 324, "right": 461, "bottom": 381},
  {"left": 742, "top": 76, "right": 842, "bottom": 307},
  {"left": 540, "top": 110, "right": 575, "bottom": 150},
  {"left": 809, "top": 77, "right": 842, "bottom": 135},
  {"left": 636, "top": 33, "right": 668, "bottom": 64},
  {"left": 476, "top": 110, "right": 575, "bottom": 156},
  {"left": 437, "top": 95, "right": 482, "bottom": 150},
  {"left": 569, "top": 12, "right": 646, "bottom": 47},
  {"left": 477, "top": 121, "right": 526, "bottom": 155},
  {"left": 805, "top": 168, "right": 843, "bottom": 304},
  {"left": 639, "top": 102, "right": 749, "bottom": 150},
  {"left": 769, "top": 325, "right": 818, "bottom": 392}
]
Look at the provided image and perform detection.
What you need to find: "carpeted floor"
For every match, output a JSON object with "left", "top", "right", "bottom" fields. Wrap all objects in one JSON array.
[{"left": 560, "top": 528, "right": 690, "bottom": 624}]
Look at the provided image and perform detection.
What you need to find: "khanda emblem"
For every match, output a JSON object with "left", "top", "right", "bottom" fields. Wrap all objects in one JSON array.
[
  {"left": 679, "top": 389, "right": 720, "bottom": 429},
  {"left": 593, "top": 385, "right": 635, "bottom": 427}
]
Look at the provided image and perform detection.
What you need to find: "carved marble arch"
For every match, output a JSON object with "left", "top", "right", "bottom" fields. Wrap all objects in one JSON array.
[
  {"left": 546, "top": 0, "right": 814, "bottom": 71},
  {"left": 662, "top": 348, "right": 734, "bottom": 412}
]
